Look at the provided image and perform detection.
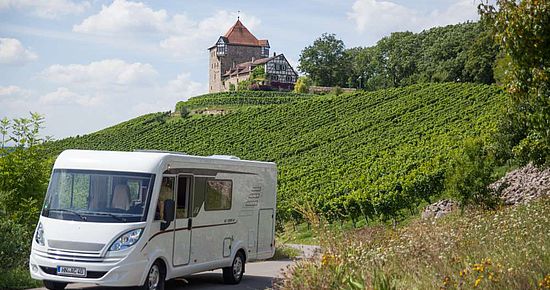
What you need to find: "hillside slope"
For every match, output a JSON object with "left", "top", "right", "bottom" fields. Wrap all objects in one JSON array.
[{"left": 47, "top": 83, "right": 505, "bottom": 222}]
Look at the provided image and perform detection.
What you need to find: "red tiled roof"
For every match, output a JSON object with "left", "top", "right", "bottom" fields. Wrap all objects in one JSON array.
[{"left": 223, "top": 20, "right": 266, "bottom": 47}]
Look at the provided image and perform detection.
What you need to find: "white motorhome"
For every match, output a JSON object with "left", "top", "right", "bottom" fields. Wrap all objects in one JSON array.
[{"left": 29, "top": 150, "right": 277, "bottom": 290}]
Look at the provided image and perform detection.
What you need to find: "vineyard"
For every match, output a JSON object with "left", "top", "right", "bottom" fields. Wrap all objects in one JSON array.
[
  {"left": 46, "top": 83, "right": 505, "bottom": 223},
  {"left": 175, "top": 91, "right": 315, "bottom": 111}
]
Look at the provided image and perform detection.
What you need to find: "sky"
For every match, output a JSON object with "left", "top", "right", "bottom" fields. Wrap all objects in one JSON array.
[{"left": 0, "top": 0, "right": 483, "bottom": 140}]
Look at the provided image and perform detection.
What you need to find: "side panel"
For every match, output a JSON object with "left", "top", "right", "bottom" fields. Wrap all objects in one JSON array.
[{"left": 257, "top": 209, "right": 274, "bottom": 256}]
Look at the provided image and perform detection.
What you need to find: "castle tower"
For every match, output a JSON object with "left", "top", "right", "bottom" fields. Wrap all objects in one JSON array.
[{"left": 208, "top": 19, "right": 270, "bottom": 92}]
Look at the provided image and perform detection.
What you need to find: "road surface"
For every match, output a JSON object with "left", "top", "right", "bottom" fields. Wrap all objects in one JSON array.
[{"left": 29, "top": 245, "right": 319, "bottom": 290}]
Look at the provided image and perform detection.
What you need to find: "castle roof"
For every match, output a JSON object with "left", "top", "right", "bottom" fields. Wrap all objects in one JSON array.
[
  {"left": 211, "top": 19, "right": 268, "bottom": 48},
  {"left": 222, "top": 55, "right": 276, "bottom": 77}
]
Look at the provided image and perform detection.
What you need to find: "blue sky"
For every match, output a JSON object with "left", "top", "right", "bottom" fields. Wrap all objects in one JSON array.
[{"left": 0, "top": 0, "right": 482, "bottom": 140}]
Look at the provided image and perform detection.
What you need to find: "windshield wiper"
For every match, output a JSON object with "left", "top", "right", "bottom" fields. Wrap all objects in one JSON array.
[
  {"left": 47, "top": 208, "right": 87, "bottom": 221},
  {"left": 82, "top": 212, "right": 127, "bottom": 222}
]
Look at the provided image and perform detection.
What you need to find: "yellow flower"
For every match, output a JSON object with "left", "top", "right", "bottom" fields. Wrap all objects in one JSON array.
[{"left": 474, "top": 276, "right": 483, "bottom": 288}]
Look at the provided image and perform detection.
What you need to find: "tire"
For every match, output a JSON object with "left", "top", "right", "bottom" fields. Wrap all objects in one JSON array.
[
  {"left": 140, "top": 261, "right": 165, "bottom": 290},
  {"left": 43, "top": 280, "right": 67, "bottom": 290},
  {"left": 223, "top": 251, "right": 245, "bottom": 284}
]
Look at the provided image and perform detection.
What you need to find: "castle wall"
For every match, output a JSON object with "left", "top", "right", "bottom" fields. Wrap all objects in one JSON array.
[{"left": 209, "top": 44, "right": 263, "bottom": 92}]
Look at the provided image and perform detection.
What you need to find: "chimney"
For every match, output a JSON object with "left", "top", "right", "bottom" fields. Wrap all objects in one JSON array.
[
  {"left": 273, "top": 52, "right": 276, "bottom": 57},
  {"left": 251, "top": 57, "right": 255, "bottom": 62}
]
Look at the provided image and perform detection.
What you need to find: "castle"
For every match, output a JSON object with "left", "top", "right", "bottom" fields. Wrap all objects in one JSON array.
[{"left": 208, "top": 19, "right": 298, "bottom": 93}]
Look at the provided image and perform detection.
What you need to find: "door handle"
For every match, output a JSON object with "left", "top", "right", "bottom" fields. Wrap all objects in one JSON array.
[{"left": 188, "top": 219, "right": 192, "bottom": 230}]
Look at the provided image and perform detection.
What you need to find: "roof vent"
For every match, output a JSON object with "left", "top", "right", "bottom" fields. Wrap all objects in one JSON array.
[{"left": 208, "top": 155, "right": 241, "bottom": 160}]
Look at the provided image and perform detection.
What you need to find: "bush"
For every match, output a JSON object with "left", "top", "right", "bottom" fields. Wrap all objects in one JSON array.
[
  {"left": 0, "top": 217, "right": 33, "bottom": 270},
  {"left": 294, "top": 76, "right": 312, "bottom": 93},
  {"left": 445, "top": 138, "right": 499, "bottom": 208},
  {"left": 331, "top": 86, "right": 343, "bottom": 96}
]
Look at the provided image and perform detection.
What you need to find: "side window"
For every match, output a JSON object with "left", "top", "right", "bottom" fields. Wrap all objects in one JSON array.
[
  {"left": 155, "top": 176, "right": 175, "bottom": 220},
  {"left": 192, "top": 177, "right": 206, "bottom": 217},
  {"left": 176, "top": 176, "right": 190, "bottom": 219},
  {"left": 205, "top": 179, "right": 232, "bottom": 211},
  {"left": 127, "top": 180, "right": 141, "bottom": 203}
]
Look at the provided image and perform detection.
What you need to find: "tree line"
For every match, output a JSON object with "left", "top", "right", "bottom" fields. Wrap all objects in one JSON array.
[{"left": 298, "top": 21, "right": 498, "bottom": 90}]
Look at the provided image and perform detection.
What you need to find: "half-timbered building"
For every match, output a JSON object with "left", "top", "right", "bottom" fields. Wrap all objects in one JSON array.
[{"left": 208, "top": 19, "right": 298, "bottom": 92}]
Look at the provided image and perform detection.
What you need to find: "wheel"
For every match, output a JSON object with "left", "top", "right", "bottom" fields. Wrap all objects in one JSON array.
[
  {"left": 140, "top": 261, "right": 165, "bottom": 290},
  {"left": 223, "top": 251, "right": 245, "bottom": 284},
  {"left": 43, "top": 280, "right": 67, "bottom": 290}
]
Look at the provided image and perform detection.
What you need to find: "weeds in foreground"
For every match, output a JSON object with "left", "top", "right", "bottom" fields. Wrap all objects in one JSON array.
[{"left": 278, "top": 198, "right": 550, "bottom": 289}]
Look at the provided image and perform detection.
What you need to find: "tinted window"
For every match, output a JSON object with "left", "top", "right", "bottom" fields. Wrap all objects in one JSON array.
[
  {"left": 205, "top": 180, "right": 232, "bottom": 211},
  {"left": 176, "top": 176, "right": 190, "bottom": 219},
  {"left": 192, "top": 177, "right": 206, "bottom": 217}
]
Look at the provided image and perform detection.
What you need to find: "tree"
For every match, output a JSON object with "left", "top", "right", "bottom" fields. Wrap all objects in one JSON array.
[
  {"left": 0, "top": 112, "right": 51, "bottom": 223},
  {"left": 294, "top": 76, "right": 312, "bottom": 93},
  {"left": 480, "top": 0, "right": 550, "bottom": 165},
  {"left": 0, "top": 117, "right": 9, "bottom": 149},
  {"left": 298, "top": 33, "right": 350, "bottom": 87}
]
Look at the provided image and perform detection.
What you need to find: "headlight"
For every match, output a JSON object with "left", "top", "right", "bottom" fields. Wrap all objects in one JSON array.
[
  {"left": 109, "top": 228, "right": 143, "bottom": 251},
  {"left": 35, "top": 222, "right": 45, "bottom": 246}
]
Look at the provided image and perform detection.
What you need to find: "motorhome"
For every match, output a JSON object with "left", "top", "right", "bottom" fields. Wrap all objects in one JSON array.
[{"left": 29, "top": 150, "right": 277, "bottom": 290}]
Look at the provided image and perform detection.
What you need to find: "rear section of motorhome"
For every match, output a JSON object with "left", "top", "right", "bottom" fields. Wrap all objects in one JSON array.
[{"left": 29, "top": 150, "right": 277, "bottom": 290}]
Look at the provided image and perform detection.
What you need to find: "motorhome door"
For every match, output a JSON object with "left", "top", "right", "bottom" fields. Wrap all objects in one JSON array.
[{"left": 172, "top": 175, "right": 192, "bottom": 266}]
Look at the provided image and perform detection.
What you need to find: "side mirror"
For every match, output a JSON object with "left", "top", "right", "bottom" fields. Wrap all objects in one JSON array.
[{"left": 160, "top": 199, "right": 175, "bottom": 231}]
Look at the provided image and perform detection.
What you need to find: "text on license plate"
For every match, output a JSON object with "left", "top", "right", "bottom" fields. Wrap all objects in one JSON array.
[{"left": 57, "top": 265, "right": 86, "bottom": 277}]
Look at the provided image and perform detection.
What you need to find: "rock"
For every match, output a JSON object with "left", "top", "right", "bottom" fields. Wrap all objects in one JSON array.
[
  {"left": 422, "top": 199, "right": 458, "bottom": 219},
  {"left": 489, "top": 163, "right": 550, "bottom": 206}
]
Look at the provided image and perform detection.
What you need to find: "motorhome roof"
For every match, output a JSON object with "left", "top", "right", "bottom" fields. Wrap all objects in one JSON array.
[{"left": 54, "top": 150, "right": 275, "bottom": 173}]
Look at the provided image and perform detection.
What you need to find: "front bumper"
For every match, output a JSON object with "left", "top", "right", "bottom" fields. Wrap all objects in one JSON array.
[{"left": 29, "top": 251, "right": 148, "bottom": 287}]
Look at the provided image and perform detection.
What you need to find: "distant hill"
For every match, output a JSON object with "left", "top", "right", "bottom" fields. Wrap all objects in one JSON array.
[{"left": 46, "top": 83, "right": 505, "bottom": 222}]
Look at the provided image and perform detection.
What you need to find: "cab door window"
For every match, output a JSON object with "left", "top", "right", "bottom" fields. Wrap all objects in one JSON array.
[{"left": 155, "top": 176, "right": 175, "bottom": 220}]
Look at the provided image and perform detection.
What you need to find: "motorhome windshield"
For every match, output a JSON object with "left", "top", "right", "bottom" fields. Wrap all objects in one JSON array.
[{"left": 42, "top": 169, "right": 155, "bottom": 223}]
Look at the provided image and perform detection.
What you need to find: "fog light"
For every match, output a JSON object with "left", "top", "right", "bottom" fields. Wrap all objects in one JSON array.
[{"left": 31, "top": 264, "right": 38, "bottom": 273}]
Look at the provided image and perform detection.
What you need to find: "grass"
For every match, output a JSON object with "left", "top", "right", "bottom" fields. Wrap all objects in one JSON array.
[
  {"left": 277, "top": 197, "right": 550, "bottom": 289},
  {"left": 270, "top": 245, "right": 302, "bottom": 261}
]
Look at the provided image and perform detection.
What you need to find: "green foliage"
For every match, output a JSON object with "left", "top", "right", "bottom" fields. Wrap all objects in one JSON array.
[
  {"left": 445, "top": 138, "right": 498, "bottom": 208},
  {"left": 294, "top": 76, "right": 312, "bottom": 93},
  {"left": 237, "top": 79, "right": 253, "bottom": 91},
  {"left": 298, "top": 33, "right": 350, "bottom": 87},
  {"left": 229, "top": 83, "right": 236, "bottom": 91},
  {"left": 0, "top": 112, "right": 52, "bottom": 289},
  {"left": 46, "top": 83, "right": 505, "bottom": 224},
  {"left": 250, "top": 65, "right": 266, "bottom": 81},
  {"left": 331, "top": 86, "right": 343, "bottom": 96},
  {"left": 175, "top": 91, "right": 314, "bottom": 110},
  {"left": 480, "top": 0, "right": 550, "bottom": 166},
  {"left": 305, "top": 22, "right": 498, "bottom": 89}
]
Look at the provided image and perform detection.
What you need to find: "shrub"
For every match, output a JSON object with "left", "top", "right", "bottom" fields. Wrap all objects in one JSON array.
[
  {"left": 445, "top": 138, "right": 499, "bottom": 208},
  {"left": 294, "top": 76, "right": 312, "bottom": 93},
  {"left": 331, "top": 86, "right": 343, "bottom": 96}
]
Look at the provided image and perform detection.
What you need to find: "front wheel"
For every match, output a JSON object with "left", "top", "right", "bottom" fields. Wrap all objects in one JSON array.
[
  {"left": 223, "top": 251, "right": 245, "bottom": 284},
  {"left": 43, "top": 280, "right": 67, "bottom": 290},
  {"left": 140, "top": 261, "right": 165, "bottom": 290}
]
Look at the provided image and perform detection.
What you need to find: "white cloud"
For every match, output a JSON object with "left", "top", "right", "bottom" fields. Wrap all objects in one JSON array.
[
  {"left": 0, "top": 85, "right": 26, "bottom": 96},
  {"left": 167, "top": 73, "right": 205, "bottom": 101},
  {"left": 40, "top": 59, "right": 158, "bottom": 87},
  {"left": 348, "top": 0, "right": 479, "bottom": 36},
  {"left": 0, "top": 38, "right": 38, "bottom": 65},
  {"left": 39, "top": 87, "right": 101, "bottom": 107},
  {"left": 0, "top": 0, "right": 90, "bottom": 19},
  {"left": 73, "top": 0, "right": 168, "bottom": 34},
  {"left": 73, "top": 0, "right": 261, "bottom": 57}
]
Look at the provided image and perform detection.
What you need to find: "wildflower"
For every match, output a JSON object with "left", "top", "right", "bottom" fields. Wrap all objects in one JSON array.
[{"left": 474, "top": 276, "right": 483, "bottom": 287}]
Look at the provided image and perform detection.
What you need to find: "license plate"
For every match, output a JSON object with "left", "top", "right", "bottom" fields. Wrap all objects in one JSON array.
[{"left": 57, "top": 265, "right": 86, "bottom": 277}]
